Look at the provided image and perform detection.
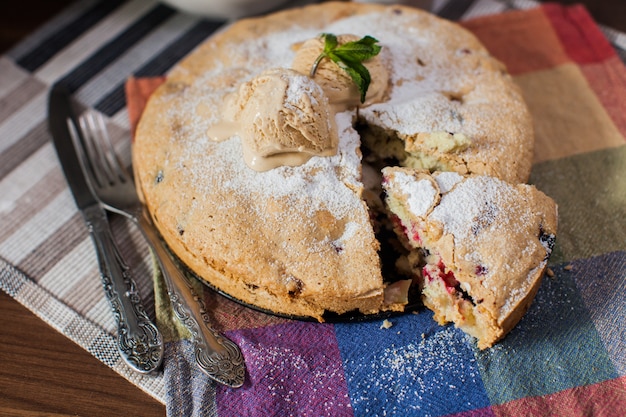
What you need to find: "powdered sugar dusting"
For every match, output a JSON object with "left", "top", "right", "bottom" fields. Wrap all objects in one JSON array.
[
  {"left": 395, "top": 171, "right": 437, "bottom": 217},
  {"left": 334, "top": 221, "right": 360, "bottom": 249},
  {"left": 331, "top": 11, "right": 476, "bottom": 136},
  {"left": 176, "top": 97, "right": 363, "bottom": 220},
  {"left": 225, "top": 25, "right": 318, "bottom": 70},
  {"left": 285, "top": 72, "right": 322, "bottom": 116},
  {"left": 501, "top": 261, "right": 546, "bottom": 315},
  {"left": 434, "top": 171, "right": 462, "bottom": 194},
  {"left": 431, "top": 176, "right": 516, "bottom": 243}
]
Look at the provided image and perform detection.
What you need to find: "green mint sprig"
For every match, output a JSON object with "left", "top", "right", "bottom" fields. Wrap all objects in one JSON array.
[{"left": 309, "top": 33, "right": 382, "bottom": 103}]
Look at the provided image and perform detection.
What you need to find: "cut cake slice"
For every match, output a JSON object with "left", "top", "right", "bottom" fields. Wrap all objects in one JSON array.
[{"left": 381, "top": 167, "right": 558, "bottom": 348}]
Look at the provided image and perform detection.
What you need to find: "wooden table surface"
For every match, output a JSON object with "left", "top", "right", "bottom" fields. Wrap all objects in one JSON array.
[{"left": 0, "top": 1, "right": 624, "bottom": 416}]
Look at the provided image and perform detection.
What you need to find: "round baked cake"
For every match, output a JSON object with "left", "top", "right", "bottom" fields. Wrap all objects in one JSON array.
[{"left": 133, "top": 1, "right": 540, "bottom": 329}]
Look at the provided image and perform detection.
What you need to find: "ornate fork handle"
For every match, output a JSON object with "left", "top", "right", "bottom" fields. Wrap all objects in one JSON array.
[
  {"left": 133, "top": 206, "right": 245, "bottom": 388},
  {"left": 83, "top": 205, "right": 164, "bottom": 373}
]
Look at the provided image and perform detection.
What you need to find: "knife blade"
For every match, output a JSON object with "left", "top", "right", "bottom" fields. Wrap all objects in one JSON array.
[
  {"left": 48, "top": 85, "right": 96, "bottom": 211},
  {"left": 48, "top": 84, "right": 163, "bottom": 373}
]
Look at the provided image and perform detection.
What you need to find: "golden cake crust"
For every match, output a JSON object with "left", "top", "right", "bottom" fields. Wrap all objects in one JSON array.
[{"left": 133, "top": 2, "right": 535, "bottom": 320}]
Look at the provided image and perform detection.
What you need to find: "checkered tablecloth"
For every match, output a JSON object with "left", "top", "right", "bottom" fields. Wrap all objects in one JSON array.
[{"left": 1, "top": 0, "right": 624, "bottom": 416}]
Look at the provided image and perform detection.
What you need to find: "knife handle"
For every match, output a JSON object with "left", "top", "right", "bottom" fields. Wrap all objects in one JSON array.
[
  {"left": 135, "top": 207, "right": 245, "bottom": 388},
  {"left": 83, "top": 205, "right": 164, "bottom": 373}
]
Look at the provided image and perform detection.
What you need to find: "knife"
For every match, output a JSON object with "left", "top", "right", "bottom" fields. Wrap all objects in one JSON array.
[{"left": 48, "top": 84, "right": 163, "bottom": 373}]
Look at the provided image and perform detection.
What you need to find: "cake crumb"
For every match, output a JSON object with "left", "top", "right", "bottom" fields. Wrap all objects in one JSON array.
[
  {"left": 380, "top": 319, "right": 393, "bottom": 329},
  {"left": 564, "top": 264, "right": 573, "bottom": 271},
  {"left": 546, "top": 268, "right": 555, "bottom": 278}
]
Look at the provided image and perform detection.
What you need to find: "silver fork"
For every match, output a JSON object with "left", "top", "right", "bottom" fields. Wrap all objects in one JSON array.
[
  {"left": 65, "top": 117, "right": 163, "bottom": 375},
  {"left": 75, "top": 111, "right": 245, "bottom": 388}
]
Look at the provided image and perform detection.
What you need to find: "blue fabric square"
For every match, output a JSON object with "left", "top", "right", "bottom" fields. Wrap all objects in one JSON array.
[
  {"left": 474, "top": 260, "right": 619, "bottom": 404},
  {"left": 571, "top": 251, "right": 626, "bottom": 376},
  {"left": 335, "top": 311, "right": 491, "bottom": 416}
]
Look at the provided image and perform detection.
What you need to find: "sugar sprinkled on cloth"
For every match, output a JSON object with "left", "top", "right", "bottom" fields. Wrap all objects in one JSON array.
[{"left": 344, "top": 325, "right": 482, "bottom": 414}]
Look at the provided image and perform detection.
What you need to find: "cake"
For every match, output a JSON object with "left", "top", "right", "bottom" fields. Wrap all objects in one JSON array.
[
  {"left": 382, "top": 167, "right": 558, "bottom": 348},
  {"left": 132, "top": 1, "right": 543, "bottom": 328}
]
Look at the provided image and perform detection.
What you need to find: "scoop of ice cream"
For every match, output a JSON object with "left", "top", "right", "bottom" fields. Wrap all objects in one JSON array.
[
  {"left": 292, "top": 34, "right": 388, "bottom": 109},
  {"left": 223, "top": 67, "right": 338, "bottom": 171}
]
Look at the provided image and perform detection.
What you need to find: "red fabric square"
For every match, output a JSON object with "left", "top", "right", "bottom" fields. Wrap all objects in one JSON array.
[
  {"left": 492, "top": 376, "right": 626, "bottom": 417},
  {"left": 462, "top": 7, "right": 570, "bottom": 75},
  {"left": 543, "top": 3, "right": 616, "bottom": 64}
]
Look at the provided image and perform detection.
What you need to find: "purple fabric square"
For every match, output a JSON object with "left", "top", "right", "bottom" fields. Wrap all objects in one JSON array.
[
  {"left": 216, "top": 322, "right": 353, "bottom": 417},
  {"left": 570, "top": 251, "right": 626, "bottom": 375}
]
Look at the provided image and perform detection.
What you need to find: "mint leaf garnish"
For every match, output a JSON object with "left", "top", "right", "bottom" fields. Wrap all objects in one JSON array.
[{"left": 310, "top": 34, "right": 382, "bottom": 103}]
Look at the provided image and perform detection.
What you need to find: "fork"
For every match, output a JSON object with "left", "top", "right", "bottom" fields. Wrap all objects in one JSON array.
[
  {"left": 65, "top": 116, "right": 163, "bottom": 375},
  {"left": 75, "top": 111, "right": 246, "bottom": 388}
]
